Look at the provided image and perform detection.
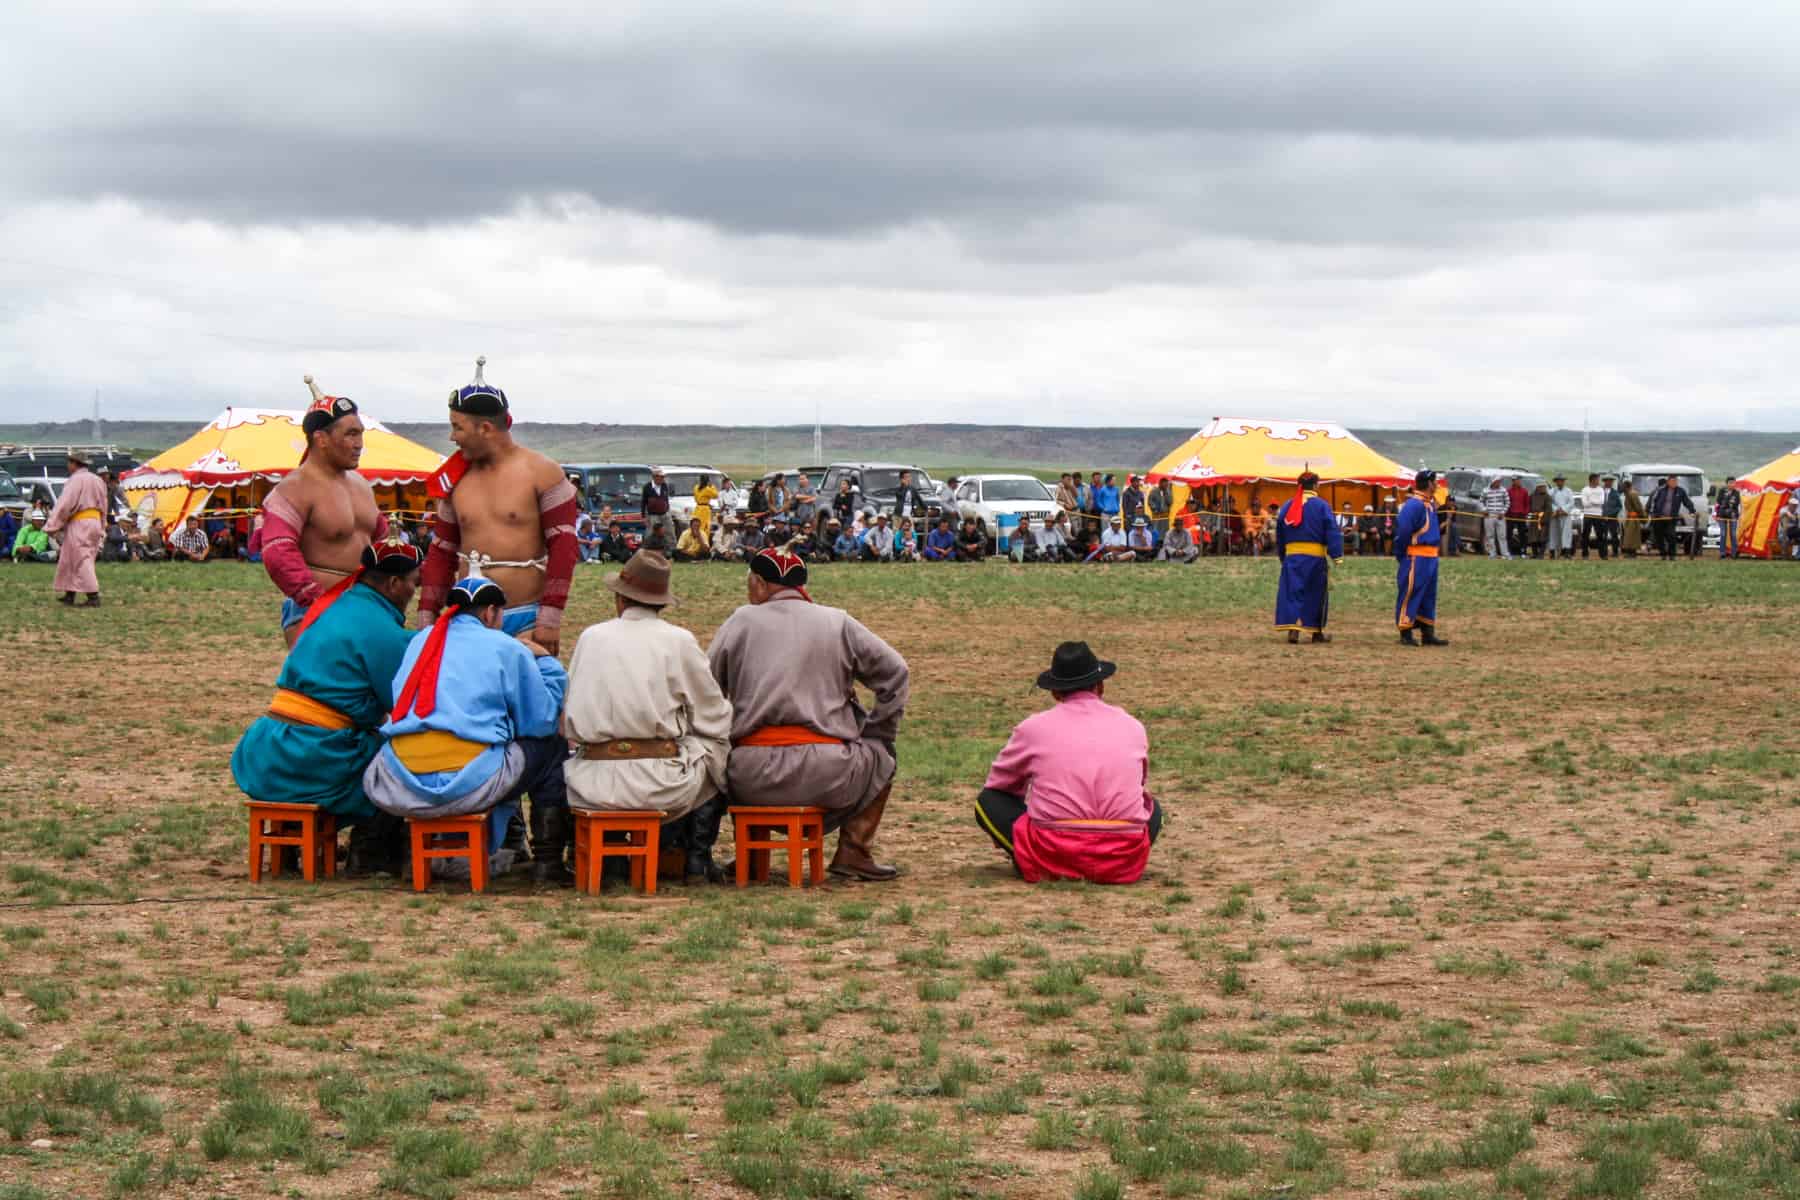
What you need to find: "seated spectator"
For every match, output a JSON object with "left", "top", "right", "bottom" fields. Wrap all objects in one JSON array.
[
  {"left": 1041, "top": 513, "right": 1076, "bottom": 562},
  {"left": 864, "top": 513, "right": 896, "bottom": 562},
  {"left": 211, "top": 520, "right": 239, "bottom": 560},
  {"left": 365, "top": 576, "right": 569, "bottom": 882},
  {"left": 713, "top": 516, "right": 744, "bottom": 561},
  {"left": 102, "top": 515, "right": 131, "bottom": 562},
  {"left": 955, "top": 516, "right": 986, "bottom": 561},
  {"left": 143, "top": 518, "right": 169, "bottom": 561},
  {"left": 1357, "top": 505, "right": 1382, "bottom": 556},
  {"left": 1157, "top": 521, "right": 1199, "bottom": 563},
  {"left": 924, "top": 517, "right": 957, "bottom": 561},
  {"left": 831, "top": 519, "right": 859, "bottom": 562},
  {"left": 170, "top": 515, "right": 211, "bottom": 562},
  {"left": 1095, "top": 515, "right": 1135, "bottom": 562},
  {"left": 575, "top": 512, "right": 601, "bottom": 563},
  {"left": 12, "top": 512, "right": 56, "bottom": 563},
  {"left": 0, "top": 509, "right": 16, "bottom": 556},
  {"left": 737, "top": 520, "right": 767, "bottom": 557},
  {"left": 1128, "top": 517, "right": 1155, "bottom": 561},
  {"left": 895, "top": 518, "right": 922, "bottom": 562},
  {"left": 641, "top": 523, "right": 671, "bottom": 556},
  {"left": 1338, "top": 505, "right": 1361, "bottom": 555},
  {"left": 1243, "top": 506, "right": 1267, "bottom": 556},
  {"left": 593, "top": 521, "right": 631, "bottom": 564},
  {"left": 1011, "top": 516, "right": 1043, "bottom": 562},
  {"left": 975, "top": 642, "right": 1161, "bottom": 884},
  {"left": 674, "top": 517, "right": 710, "bottom": 562},
  {"left": 120, "top": 516, "right": 153, "bottom": 562}
]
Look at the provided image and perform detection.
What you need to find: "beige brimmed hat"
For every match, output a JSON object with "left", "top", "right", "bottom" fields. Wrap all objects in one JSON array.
[{"left": 604, "top": 550, "right": 677, "bottom": 606}]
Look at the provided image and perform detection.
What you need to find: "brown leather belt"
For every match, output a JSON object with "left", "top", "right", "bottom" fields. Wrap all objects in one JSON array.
[{"left": 579, "top": 738, "right": 680, "bottom": 760}]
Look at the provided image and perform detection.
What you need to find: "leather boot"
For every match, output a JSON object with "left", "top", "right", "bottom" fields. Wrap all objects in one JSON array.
[
  {"left": 828, "top": 787, "right": 899, "bottom": 881},
  {"left": 684, "top": 795, "right": 726, "bottom": 884},
  {"left": 344, "top": 813, "right": 399, "bottom": 878},
  {"left": 1311, "top": 632, "right": 1331, "bottom": 644},
  {"left": 528, "top": 802, "right": 573, "bottom": 885},
  {"left": 1399, "top": 628, "right": 1418, "bottom": 646},
  {"left": 1421, "top": 628, "right": 1451, "bottom": 647},
  {"left": 1286, "top": 629, "right": 1300, "bottom": 644},
  {"left": 58, "top": 592, "right": 75, "bottom": 605},
  {"left": 82, "top": 593, "right": 101, "bottom": 607}
]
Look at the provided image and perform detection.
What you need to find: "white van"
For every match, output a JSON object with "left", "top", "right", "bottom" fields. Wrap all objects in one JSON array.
[{"left": 1617, "top": 463, "right": 1715, "bottom": 549}]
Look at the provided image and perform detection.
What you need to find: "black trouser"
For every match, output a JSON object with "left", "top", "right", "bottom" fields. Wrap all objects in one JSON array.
[
  {"left": 507, "top": 735, "right": 570, "bottom": 865},
  {"left": 1652, "top": 520, "right": 1678, "bottom": 559},
  {"left": 975, "top": 788, "right": 1163, "bottom": 869},
  {"left": 1581, "top": 517, "right": 1608, "bottom": 558},
  {"left": 1507, "top": 520, "right": 1526, "bottom": 557}
]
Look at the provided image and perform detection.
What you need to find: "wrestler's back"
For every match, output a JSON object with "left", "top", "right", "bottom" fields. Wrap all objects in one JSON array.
[
  {"left": 452, "top": 447, "right": 561, "bottom": 606},
  {"left": 271, "top": 467, "right": 379, "bottom": 585}
]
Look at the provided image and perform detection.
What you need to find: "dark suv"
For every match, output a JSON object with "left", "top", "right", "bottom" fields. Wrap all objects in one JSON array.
[
  {"left": 818, "top": 462, "right": 944, "bottom": 524},
  {"left": 1442, "top": 467, "right": 1545, "bottom": 549},
  {"left": 562, "top": 463, "right": 655, "bottom": 537}
]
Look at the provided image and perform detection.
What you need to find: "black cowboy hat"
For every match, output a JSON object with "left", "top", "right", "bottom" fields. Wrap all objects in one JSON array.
[{"left": 1036, "top": 641, "right": 1117, "bottom": 691}]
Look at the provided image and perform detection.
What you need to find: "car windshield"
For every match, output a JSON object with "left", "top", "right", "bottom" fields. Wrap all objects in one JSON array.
[
  {"left": 579, "top": 468, "right": 653, "bottom": 506},
  {"left": 1630, "top": 473, "right": 1702, "bottom": 497},
  {"left": 856, "top": 469, "right": 935, "bottom": 494},
  {"left": 0, "top": 472, "right": 19, "bottom": 501},
  {"left": 983, "top": 479, "right": 1054, "bottom": 502}
]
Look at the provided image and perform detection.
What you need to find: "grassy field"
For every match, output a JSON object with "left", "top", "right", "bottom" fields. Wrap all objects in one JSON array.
[
  {"left": 1, "top": 556, "right": 1798, "bottom": 1200},
  {"left": 4, "top": 421, "right": 1797, "bottom": 485}
]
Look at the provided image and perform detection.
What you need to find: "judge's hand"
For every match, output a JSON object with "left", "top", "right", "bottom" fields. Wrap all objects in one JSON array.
[{"left": 522, "top": 625, "right": 559, "bottom": 656}]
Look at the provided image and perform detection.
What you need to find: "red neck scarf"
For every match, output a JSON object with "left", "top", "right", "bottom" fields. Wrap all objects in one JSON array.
[{"left": 391, "top": 606, "right": 463, "bottom": 720}]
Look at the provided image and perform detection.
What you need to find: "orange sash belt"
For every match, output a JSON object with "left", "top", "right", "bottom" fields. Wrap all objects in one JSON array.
[
  {"left": 1406, "top": 545, "right": 1440, "bottom": 558},
  {"left": 734, "top": 725, "right": 845, "bottom": 749},
  {"left": 268, "top": 688, "right": 353, "bottom": 731},
  {"left": 71, "top": 508, "right": 103, "bottom": 522}
]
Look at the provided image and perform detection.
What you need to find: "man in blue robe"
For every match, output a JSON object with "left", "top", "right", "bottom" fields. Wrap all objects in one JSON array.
[
  {"left": 1394, "top": 470, "right": 1450, "bottom": 646},
  {"left": 1273, "top": 471, "right": 1344, "bottom": 644},
  {"left": 231, "top": 540, "right": 424, "bottom": 876},
  {"left": 363, "top": 575, "right": 572, "bottom": 882}
]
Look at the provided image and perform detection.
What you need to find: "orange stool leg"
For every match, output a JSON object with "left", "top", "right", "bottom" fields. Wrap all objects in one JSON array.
[
  {"left": 321, "top": 815, "right": 338, "bottom": 880},
  {"left": 248, "top": 816, "right": 263, "bottom": 883},
  {"left": 299, "top": 814, "right": 318, "bottom": 883},
  {"left": 641, "top": 825, "right": 659, "bottom": 896},
  {"left": 787, "top": 819, "right": 804, "bottom": 887},
  {"left": 807, "top": 818, "right": 825, "bottom": 885},
  {"left": 411, "top": 823, "right": 430, "bottom": 893},
  {"left": 468, "top": 822, "right": 489, "bottom": 893}
]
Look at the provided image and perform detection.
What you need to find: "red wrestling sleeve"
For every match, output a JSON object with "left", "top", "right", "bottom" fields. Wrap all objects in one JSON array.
[
  {"left": 534, "top": 479, "right": 579, "bottom": 632},
  {"left": 419, "top": 499, "right": 460, "bottom": 625},
  {"left": 260, "top": 495, "right": 319, "bottom": 606}
]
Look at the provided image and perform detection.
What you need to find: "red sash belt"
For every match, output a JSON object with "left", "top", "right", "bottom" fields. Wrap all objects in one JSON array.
[{"left": 734, "top": 725, "right": 844, "bottom": 749}]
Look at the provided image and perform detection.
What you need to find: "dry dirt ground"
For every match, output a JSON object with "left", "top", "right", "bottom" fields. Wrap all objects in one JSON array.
[{"left": 0, "top": 556, "right": 1797, "bottom": 1200}]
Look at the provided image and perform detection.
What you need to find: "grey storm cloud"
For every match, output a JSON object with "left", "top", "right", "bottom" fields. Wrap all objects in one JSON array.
[{"left": 8, "top": 1, "right": 1800, "bottom": 241}]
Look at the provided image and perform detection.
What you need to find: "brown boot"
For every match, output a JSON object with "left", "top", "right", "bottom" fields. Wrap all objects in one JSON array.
[
  {"left": 1311, "top": 631, "right": 1331, "bottom": 643},
  {"left": 1286, "top": 629, "right": 1300, "bottom": 644},
  {"left": 828, "top": 785, "right": 899, "bottom": 881}
]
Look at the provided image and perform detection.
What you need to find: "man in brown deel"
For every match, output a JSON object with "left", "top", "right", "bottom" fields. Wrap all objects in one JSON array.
[{"left": 707, "top": 546, "right": 909, "bottom": 881}]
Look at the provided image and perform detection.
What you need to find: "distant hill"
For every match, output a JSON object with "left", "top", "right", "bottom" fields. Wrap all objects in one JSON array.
[{"left": 1, "top": 420, "right": 1792, "bottom": 483}]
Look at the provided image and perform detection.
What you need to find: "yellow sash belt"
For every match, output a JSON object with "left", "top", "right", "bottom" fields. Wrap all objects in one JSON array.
[
  {"left": 71, "top": 509, "right": 102, "bottom": 522},
  {"left": 1286, "top": 542, "right": 1327, "bottom": 557},
  {"left": 268, "top": 688, "right": 352, "bottom": 731},
  {"left": 391, "top": 730, "right": 488, "bottom": 773}
]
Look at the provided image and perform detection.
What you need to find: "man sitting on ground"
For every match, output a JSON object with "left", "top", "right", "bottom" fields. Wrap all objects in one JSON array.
[
  {"left": 924, "top": 517, "right": 957, "bottom": 561},
  {"left": 1157, "top": 520, "right": 1199, "bottom": 563},
  {"left": 170, "top": 515, "right": 210, "bottom": 562},
  {"left": 232, "top": 541, "right": 424, "bottom": 875},
  {"left": 1128, "top": 517, "right": 1155, "bottom": 561},
  {"left": 594, "top": 520, "right": 632, "bottom": 564},
  {"left": 976, "top": 642, "right": 1161, "bottom": 884},
  {"left": 955, "top": 516, "right": 986, "bottom": 561},
  {"left": 831, "top": 518, "right": 859, "bottom": 562},
  {"left": 564, "top": 551, "right": 733, "bottom": 882},
  {"left": 11, "top": 512, "right": 55, "bottom": 563},
  {"left": 1011, "top": 516, "right": 1042, "bottom": 562},
  {"left": 709, "top": 547, "right": 910, "bottom": 880},
  {"left": 364, "top": 575, "right": 571, "bottom": 882},
  {"left": 1095, "top": 515, "right": 1135, "bottom": 562},
  {"left": 712, "top": 516, "right": 744, "bottom": 561},
  {"left": 675, "top": 517, "right": 711, "bottom": 562}
]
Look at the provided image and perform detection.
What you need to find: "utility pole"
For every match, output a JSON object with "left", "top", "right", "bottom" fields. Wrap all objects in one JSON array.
[{"left": 91, "top": 390, "right": 102, "bottom": 442}]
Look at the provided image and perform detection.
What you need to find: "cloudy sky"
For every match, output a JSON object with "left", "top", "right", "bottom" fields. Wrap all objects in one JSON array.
[{"left": 2, "top": 1, "right": 1797, "bottom": 429}]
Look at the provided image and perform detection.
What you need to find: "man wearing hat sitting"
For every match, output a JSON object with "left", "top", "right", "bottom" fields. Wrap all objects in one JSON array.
[
  {"left": 1394, "top": 471, "right": 1450, "bottom": 646},
  {"left": 563, "top": 552, "right": 733, "bottom": 882},
  {"left": 365, "top": 575, "right": 571, "bottom": 882},
  {"left": 709, "top": 547, "right": 910, "bottom": 881},
  {"left": 262, "top": 378, "right": 391, "bottom": 645},
  {"left": 11, "top": 510, "right": 56, "bottom": 563},
  {"left": 1094, "top": 514, "right": 1135, "bottom": 562},
  {"left": 975, "top": 642, "right": 1161, "bottom": 885},
  {"left": 232, "top": 541, "right": 424, "bottom": 875},
  {"left": 43, "top": 450, "right": 110, "bottom": 606}
]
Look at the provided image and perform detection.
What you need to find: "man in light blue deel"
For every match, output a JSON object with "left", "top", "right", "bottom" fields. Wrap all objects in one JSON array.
[{"left": 364, "top": 575, "right": 571, "bottom": 882}]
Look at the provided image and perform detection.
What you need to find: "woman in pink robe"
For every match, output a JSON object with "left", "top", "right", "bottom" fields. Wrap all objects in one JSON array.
[{"left": 45, "top": 455, "right": 110, "bottom": 606}]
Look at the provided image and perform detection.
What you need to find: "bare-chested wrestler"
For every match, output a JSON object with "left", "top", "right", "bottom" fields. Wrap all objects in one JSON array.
[
  {"left": 418, "top": 357, "right": 580, "bottom": 655},
  {"left": 263, "top": 377, "right": 388, "bottom": 646}
]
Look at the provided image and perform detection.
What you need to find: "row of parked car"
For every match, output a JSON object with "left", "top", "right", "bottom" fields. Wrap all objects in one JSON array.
[{"left": 562, "top": 460, "right": 1064, "bottom": 553}]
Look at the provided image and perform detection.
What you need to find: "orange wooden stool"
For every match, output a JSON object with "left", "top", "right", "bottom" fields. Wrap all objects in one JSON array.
[
  {"left": 572, "top": 811, "right": 664, "bottom": 895},
  {"left": 407, "top": 814, "right": 489, "bottom": 893},
  {"left": 246, "top": 802, "right": 337, "bottom": 883},
  {"left": 729, "top": 806, "right": 826, "bottom": 888}
]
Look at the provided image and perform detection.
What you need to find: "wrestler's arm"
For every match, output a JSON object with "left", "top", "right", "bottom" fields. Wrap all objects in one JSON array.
[
  {"left": 530, "top": 468, "right": 581, "bottom": 651},
  {"left": 260, "top": 490, "right": 321, "bottom": 606},
  {"left": 418, "top": 497, "right": 460, "bottom": 627},
  {"left": 844, "top": 616, "right": 909, "bottom": 747}
]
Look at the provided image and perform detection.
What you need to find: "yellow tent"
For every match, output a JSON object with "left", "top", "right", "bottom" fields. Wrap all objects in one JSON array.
[
  {"left": 1736, "top": 444, "right": 1800, "bottom": 493},
  {"left": 1145, "top": 416, "right": 1416, "bottom": 534},
  {"left": 123, "top": 407, "right": 445, "bottom": 528}
]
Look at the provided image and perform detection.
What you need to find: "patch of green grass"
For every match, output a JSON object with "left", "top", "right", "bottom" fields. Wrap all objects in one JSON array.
[{"left": 283, "top": 971, "right": 413, "bottom": 1026}]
